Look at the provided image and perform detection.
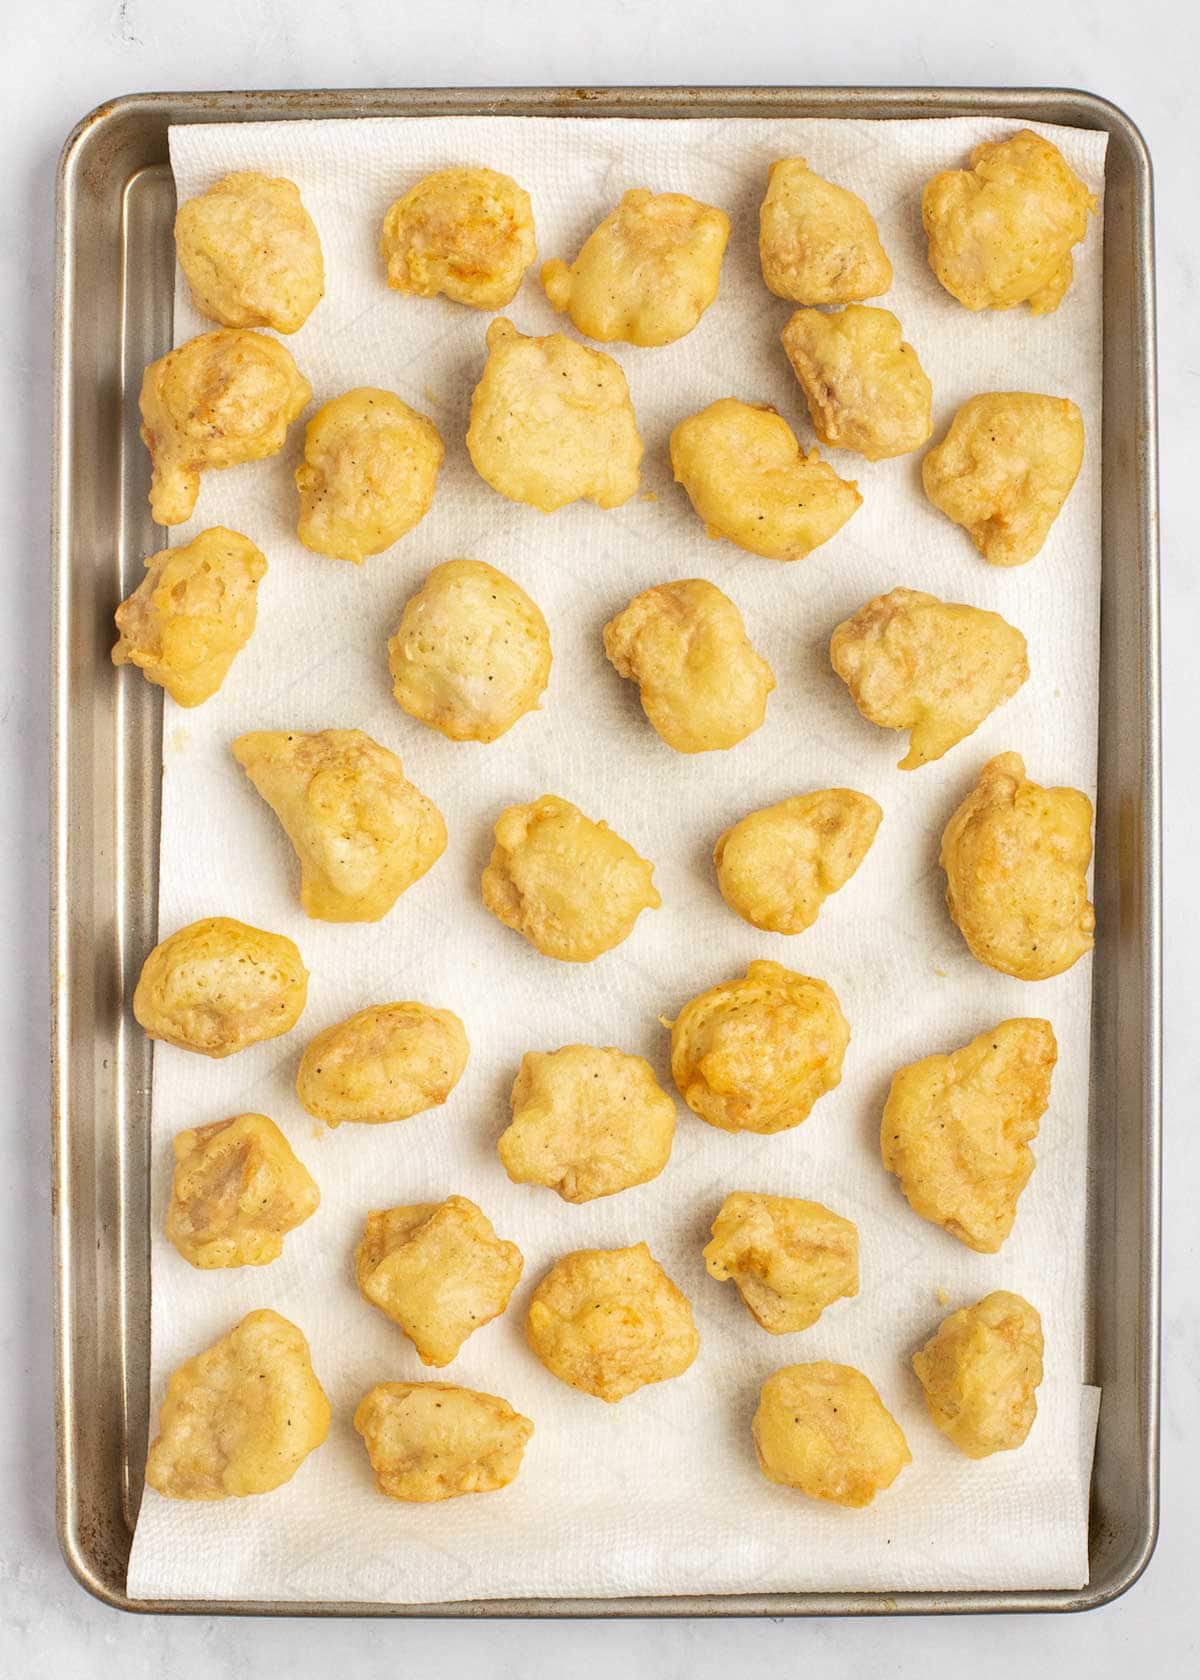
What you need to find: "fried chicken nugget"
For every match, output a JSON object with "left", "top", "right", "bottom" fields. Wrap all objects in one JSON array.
[
  {"left": 232, "top": 728, "right": 446, "bottom": 922},
  {"left": 467, "top": 318, "right": 643, "bottom": 511},
  {"left": 354, "top": 1382, "right": 533, "bottom": 1501},
  {"left": 139, "top": 329, "right": 310, "bottom": 526},
  {"left": 112, "top": 526, "right": 266, "bottom": 707},
  {"left": 295, "top": 387, "right": 443, "bottom": 563},
  {"left": 670, "top": 960, "right": 849, "bottom": 1134},
  {"left": 912, "top": 1291, "right": 1044, "bottom": 1457},
  {"left": 752, "top": 1363, "right": 910, "bottom": 1507},
  {"left": 481, "top": 795, "right": 660, "bottom": 962},
  {"left": 830, "top": 587, "right": 1029, "bottom": 769},
  {"left": 670, "top": 399, "right": 860, "bottom": 561},
  {"left": 714, "top": 789, "right": 881, "bottom": 934},
  {"left": 542, "top": 188, "right": 730, "bottom": 346},
  {"left": 602, "top": 578, "right": 775, "bottom": 753},
  {"left": 703, "top": 1192, "right": 859, "bottom": 1333},
  {"left": 781, "top": 305, "right": 932, "bottom": 461},
  {"left": 388, "top": 559, "right": 551, "bottom": 743},
  {"left": 166, "top": 1113, "right": 319, "bottom": 1270},
  {"left": 380, "top": 167, "right": 536, "bottom": 309},
  {"left": 145, "top": 1309, "right": 329, "bottom": 1500},
  {"left": 174, "top": 170, "right": 324, "bottom": 333},
  {"left": 133, "top": 916, "right": 308, "bottom": 1058},
  {"left": 759, "top": 158, "right": 892, "bottom": 304},
  {"left": 922, "top": 130, "right": 1096, "bottom": 315},
  {"left": 922, "top": 392, "right": 1085, "bottom": 568},
  {"left": 881, "top": 1019, "right": 1057, "bottom": 1252},
  {"left": 525, "top": 1243, "right": 699, "bottom": 1402},
  {"left": 355, "top": 1196, "right": 523, "bottom": 1367},
  {"left": 296, "top": 1002, "right": 469, "bottom": 1126},
  {"left": 941, "top": 752, "right": 1095, "bottom": 980}
]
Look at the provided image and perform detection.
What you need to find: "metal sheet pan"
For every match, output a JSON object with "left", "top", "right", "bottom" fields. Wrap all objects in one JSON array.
[{"left": 50, "top": 86, "right": 1160, "bottom": 1617}]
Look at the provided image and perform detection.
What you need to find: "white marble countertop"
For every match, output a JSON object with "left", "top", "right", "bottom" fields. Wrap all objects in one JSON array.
[{"left": 2, "top": 2, "right": 1192, "bottom": 1673}]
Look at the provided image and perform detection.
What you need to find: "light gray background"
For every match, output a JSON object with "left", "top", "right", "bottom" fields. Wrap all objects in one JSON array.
[{"left": 3, "top": 1, "right": 1191, "bottom": 1673}]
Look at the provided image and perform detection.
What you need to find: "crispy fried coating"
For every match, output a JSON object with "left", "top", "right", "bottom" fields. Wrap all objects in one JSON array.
[
  {"left": 355, "top": 1196, "right": 523, "bottom": 1367},
  {"left": 174, "top": 170, "right": 324, "bottom": 333},
  {"left": 941, "top": 752, "right": 1095, "bottom": 980},
  {"left": 703, "top": 1192, "right": 859, "bottom": 1333},
  {"left": 499, "top": 1044, "right": 676, "bottom": 1203},
  {"left": 759, "top": 158, "right": 892, "bottom": 304},
  {"left": 481, "top": 795, "right": 660, "bottom": 962},
  {"left": 380, "top": 167, "right": 536, "bottom": 309},
  {"left": 232, "top": 728, "right": 446, "bottom": 922},
  {"left": 670, "top": 398, "right": 860, "bottom": 561},
  {"left": 541, "top": 188, "right": 730, "bottom": 346},
  {"left": 467, "top": 318, "right": 643, "bottom": 511},
  {"left": 145, "top": 1310, "right": 329, "bottom": 1500},
  {"left": 669, "top": 959, "right": 849, "bottom": 1134},
  {"left": 388, "top": 559, "right": 551, "bottom": 743},
  {"left": 139, "top": 329, "right": 310, "bottom": 526},
  {"left": 752, "top": 1362, "right": 910, "bottom": 1507},
  {"left": 714, "top": 790, "right": 881, "bottom": 934},
  {"left": 166, "top": 1113, "right": 319, "bottom": 1270},
  {"left": 296, "top": 1002, "right": 468, "bottom": 1126},
  {"left": 922, "top": 392, "right": 1085, "bottom": 568},
  {"left": 781, "top": 305, "right": 932, "bottom": 461},
  {"left": 294, "top": 387, "right": 443, "bottom": 563},
  {"left": 602, "top": 578, "right": 774, "bottom": 754},
  {"left": 354, "top": 1382, "right": 533, "bottom": 1502},
  {"left": 133, "top": 916, "right": 308, "bottom": 1058},
  {"left": 112, "top": 526, "right": 267, "bottom": 707},
  {"left": 525, "top": 1243, "right": 699, "bottom": 1403},
  {"left": 922, "top": 130, "right": 1096, "bottom": 314},
  {"left": 912, "top": 1291, "right": 1044, "bottom": 1457},
  {"left": 830, "top": 587, "right": 1029, "bottom": 769},
  {"left": 881, "top": 1019, "right": 1057, "bottom": 1252}
]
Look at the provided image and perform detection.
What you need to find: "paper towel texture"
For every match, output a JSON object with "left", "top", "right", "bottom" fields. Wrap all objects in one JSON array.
[{"left": 126, "top": 113, "right": 1106, "bottom": 1604}]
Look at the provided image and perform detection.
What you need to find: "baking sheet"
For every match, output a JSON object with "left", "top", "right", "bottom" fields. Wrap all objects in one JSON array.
[{"left": 114, "top": 112, "right": 1111, "bottom": 1605}]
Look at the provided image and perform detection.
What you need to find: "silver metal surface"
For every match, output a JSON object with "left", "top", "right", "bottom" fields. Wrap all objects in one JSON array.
[{"left": 50, "top": 86, "right": 1161, "bottom": 1618}]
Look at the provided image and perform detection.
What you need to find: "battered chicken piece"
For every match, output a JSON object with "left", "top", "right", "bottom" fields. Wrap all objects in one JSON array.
[
  {"left": 941, "top": 752, "right": 1095, "bottom": 980},
  {"left": 166, "top": 1113, "right": 319, "bottom": 1270},
  {"left": 703, "top": 1192, "right": 859, "bottom": 1333},
  {"left": 355, "top": 1196, "right": 523, "bottom": 1367},
  {"left": 525, "top": 1243, "right": 699, "bottom": 1403},
  {"left": 714, "top": 790, "right": 881, "bottom": 934},
  {"left": 354, "top": 1382, "right": 533, "bottom": 1502},
  {"left": 498, "top": 1044, "right": 676, "bottom": 1203},
  {"left": 133, "top": 917, "right": 308, "bottom": 1058},
  {"left": 295, "top": 387, "right": 443, "bottom": 563},
  {"left": 231, "top": 728, "right": 446, "bottom": 922},
  {"left": 922, "top": 392, "right": 1085, "bottom": 568},
  {"left": 296, "top": 1002, "right": 468, "bottom": 1126},
  {"left": 174, "top": 170, "right": 324, "bottom": 333},
  {"left": 481, "top": 795, "right": 660, "bottom": 962},
  {"left": 759, "top": 157, "right": 893, "bottom": 304},
  {"left": 881, "top": 1018, "right": 1057, "bottom": 1252},
  {"left": 388, "top": 559, "right": 551, "bottom": 743},
  {"left": 602, "top": 578, "right": 775, "bottom": 754},
  {"left": 670, "top": 399, "right": 861, "bottom": 561},
  {"left": 466, "top": 318, "right": 643, "bottom": 511},
  {"left": 752, "top": 1362, "right": 910, "bottom": 1507},
  {"left": 669, "top": 959, "right": 849, "bottom": 1134},
  {"left": 912, "top": 1291, "right": 1044, "bottom": 1457},
  {"left": 144, "top": 1310, "right": 330, "bottom": 1500},
  {"left": 781, "top": 305, "right": 932, "bottom": 461},
  {"left": 830, "top": 587, "right": 1029, "bottom": 769},
  {"left": 139, "top": 329, "right": 311, "bottom": 526},
  {"left": 112, "top": 526, "right": 267, "bottom": 707},
  {"left": 922, "top": 130, "right": 1096, "bottom": 315},
  {"left": 541, "top": 188, "right": 730, "bottom": 346},
  {"left": 380, "top": 167, "right": 536, "bottom": 309}
]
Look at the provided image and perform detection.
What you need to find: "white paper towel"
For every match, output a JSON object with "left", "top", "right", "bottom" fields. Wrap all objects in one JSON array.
[{"left": 126, "top": 113, "right": 1106, "bottom": 1605}]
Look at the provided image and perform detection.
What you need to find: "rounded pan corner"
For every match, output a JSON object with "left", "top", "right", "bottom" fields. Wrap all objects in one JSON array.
[
  {"left": 56, "top": 1506, "right": 139, "bottom": 1615},
  {"left": 1040, "top": 85, "right": 1155, "bottom": 179},
  {"left": 1069, "top": 1507, "right": 1161, "bottom": 1614},
  {"left": 56, "top": 91, "right": 171, "bottom": 191}
]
